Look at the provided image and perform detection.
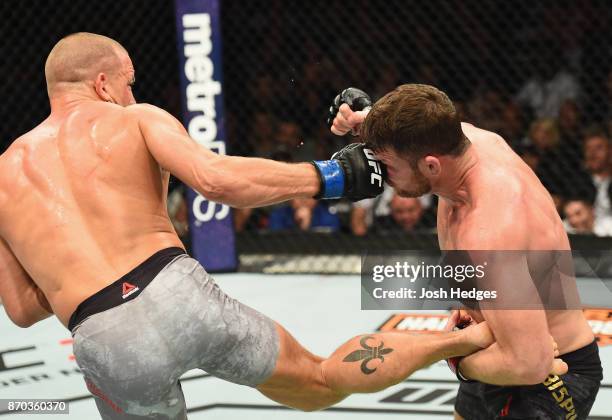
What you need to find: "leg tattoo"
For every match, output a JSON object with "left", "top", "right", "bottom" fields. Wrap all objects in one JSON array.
[{"left": 342, "top": 336, "right": 394, "bottom": 374}]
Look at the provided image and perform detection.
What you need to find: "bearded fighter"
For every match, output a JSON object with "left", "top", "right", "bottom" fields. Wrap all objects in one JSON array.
[{"left": 330, "top": 85, "right": 602, "bottom": 419}]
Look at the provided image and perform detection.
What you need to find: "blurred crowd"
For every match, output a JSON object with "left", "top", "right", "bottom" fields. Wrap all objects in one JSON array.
[
  {"left": 171, "top": 26, "right": 612, "bottom": 239},
  {"left": 2, "top": 0, "right": 611, "bottom": 240},
  {"left": 204, "top": 0, "right": 612, "bottom": 238},
  {"left": 170, "top": 67, "right": 612, "bottom": 239}
]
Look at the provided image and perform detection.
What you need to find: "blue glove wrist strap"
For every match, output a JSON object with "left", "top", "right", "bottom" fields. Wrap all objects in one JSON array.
[{"left": 312, "top": 160, "right": 345, "bottom": 199}]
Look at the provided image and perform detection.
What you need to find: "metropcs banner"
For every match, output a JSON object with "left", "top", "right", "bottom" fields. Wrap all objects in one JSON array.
[{"left": 174, "top": 0, "right": 237, "bottom": 271}]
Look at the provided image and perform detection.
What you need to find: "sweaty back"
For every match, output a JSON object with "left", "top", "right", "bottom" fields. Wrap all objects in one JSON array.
[{"left": 0, "top": 102, "right": 180, "bottom": 324}]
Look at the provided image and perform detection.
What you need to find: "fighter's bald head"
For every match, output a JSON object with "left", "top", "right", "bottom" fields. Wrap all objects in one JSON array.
[{"left": 45, "top": 32, "right": 128, "bottom": 97}]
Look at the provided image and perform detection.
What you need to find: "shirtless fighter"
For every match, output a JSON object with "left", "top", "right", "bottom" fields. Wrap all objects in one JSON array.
[
  {"left": 0, "top": 33, "right": 512, "bottom": 419},
  {"left": 330, "top": 85, "right": 603, "bottom": 419}
]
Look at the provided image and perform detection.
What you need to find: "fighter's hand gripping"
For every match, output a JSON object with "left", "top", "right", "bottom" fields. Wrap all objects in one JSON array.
[
  {"left": 312, "top": 143, "right": 385, "bottom": 201},
  {"left": 327, "top": 88, "right": 372, "bottom": 136}
]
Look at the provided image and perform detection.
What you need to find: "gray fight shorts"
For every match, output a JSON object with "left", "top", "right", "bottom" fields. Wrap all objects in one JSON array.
[{"left": 69, "top": 248, "right": 280, "bottom": 419}]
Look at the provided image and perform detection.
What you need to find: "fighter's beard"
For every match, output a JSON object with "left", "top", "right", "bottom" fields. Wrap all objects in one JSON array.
[{"left": 396, "top": 171, "right": 432, "bottom": 198}]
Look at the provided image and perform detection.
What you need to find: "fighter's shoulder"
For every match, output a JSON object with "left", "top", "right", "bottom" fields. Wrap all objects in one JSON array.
[
  {"left": 125, "top": 103, "right": 180, "bottom": 126},
  {"left": 0, "top": 134, "right": 28, "bottom": 167},
  {"left": 462, "top": 122, "right": 505, "bottom": 143},
  {"left": 458, "top": 200, "right": 528, "bottom": 250}
]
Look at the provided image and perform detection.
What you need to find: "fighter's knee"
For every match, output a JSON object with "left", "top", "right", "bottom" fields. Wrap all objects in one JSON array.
[
  {"left": 257, "top": 352, "right": 344, "bottom": 411},
  {"left": 316, "top": 359, "right": 348, "bottom": 408},
  {"left": 319, "top": 358, "right": 340, "bottom": 395},
  {"left": 296, "top": 402, "right": 326, "bottom": 412},
  {"left": 286, "top": 366, "right": 332, "bottom": 411},
  {"left": 286, "top": 360, "right": 346, "bottom": 412},
  {"left": 319, "top": 359, "right": 332, "bottom": 391}
]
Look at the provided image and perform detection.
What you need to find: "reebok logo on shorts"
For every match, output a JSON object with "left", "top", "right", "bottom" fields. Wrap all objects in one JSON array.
[{"left": 122, "top": 282, "right": 139, "bottom": 299}]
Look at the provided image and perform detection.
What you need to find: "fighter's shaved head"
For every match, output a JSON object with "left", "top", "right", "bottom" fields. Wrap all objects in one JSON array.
[{"left": 45, "top": 32, "right": 127, "bottom": 97}]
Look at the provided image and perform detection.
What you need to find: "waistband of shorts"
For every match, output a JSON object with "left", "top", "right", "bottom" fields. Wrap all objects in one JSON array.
[
  {"left": 561, "top": 339, "right": 603, "bottom": 379},
  {"left": 68, "top": 247, "right": 187, "bottom": 332}
]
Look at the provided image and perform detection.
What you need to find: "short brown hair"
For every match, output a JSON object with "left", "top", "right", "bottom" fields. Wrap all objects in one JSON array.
[{"left": 361, "top": 84, "right": 468, "bottom": 162}]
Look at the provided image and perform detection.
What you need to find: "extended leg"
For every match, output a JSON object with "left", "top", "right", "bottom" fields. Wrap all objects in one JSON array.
[{"left": 257, "top": 321, "right": 493, "bottom": 411}]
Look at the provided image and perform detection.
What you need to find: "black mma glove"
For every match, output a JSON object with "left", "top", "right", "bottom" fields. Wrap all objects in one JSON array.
[
  {"left": 326, "top": 87, "right": 373, "bottom": 129},
  {"left": 312, "top": 143, "right": 385, "bottom": 201}
]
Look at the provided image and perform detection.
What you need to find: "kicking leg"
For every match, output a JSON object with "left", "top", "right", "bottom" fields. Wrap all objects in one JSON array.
[{"left": 257, "top": 321, "right": 493, "bottom": 411}]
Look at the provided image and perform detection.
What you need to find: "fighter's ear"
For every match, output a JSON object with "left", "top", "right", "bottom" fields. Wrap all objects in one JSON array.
[
  {"left": 93, "top": 72, "right": 113, "bottom": 103},
  {"left": 419, "top": 155, "right": 441, "bottom": 177}
]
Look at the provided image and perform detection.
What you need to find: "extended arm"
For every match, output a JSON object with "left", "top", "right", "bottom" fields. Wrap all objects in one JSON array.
[
  {"left": 134, "top": 105, "right": 319, "bottom": 208},
  {"left": 133, "top": 104, "right": 383, "bottom": 207},
  {"left": 0, "top": 238, "right": 52, "bottom": 328}
]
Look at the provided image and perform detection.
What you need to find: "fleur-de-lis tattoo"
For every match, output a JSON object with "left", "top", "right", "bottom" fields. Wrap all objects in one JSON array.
[{"left": 342, "top": 336, "right": 394, "bottom": 374}]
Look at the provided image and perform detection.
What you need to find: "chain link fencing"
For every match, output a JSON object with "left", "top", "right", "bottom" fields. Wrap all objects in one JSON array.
[
  {"left": 3, "top": 0, "right": 612, "bottom": 273},
  {"left": 0, "top": 0, "right": 181, "bottom": 150}
]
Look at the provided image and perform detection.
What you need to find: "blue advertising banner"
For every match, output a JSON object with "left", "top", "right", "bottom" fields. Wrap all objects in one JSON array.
[{"left": 174, "top": 0, "right": 237, "bottom": 271}]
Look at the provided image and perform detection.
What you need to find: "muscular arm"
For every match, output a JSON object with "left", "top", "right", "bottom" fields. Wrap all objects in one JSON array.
[
  {"left": 0, "top": 238, "right": 52, "bottom": 328},
  {"left": 459, "top": 309, "right": 552, "bottom": 385},
  {"left": 453, "top": 225, "right": 554, "bottom": 385},
  {"left": 132, "top": 104, "right": 319, "bottom": 208}
]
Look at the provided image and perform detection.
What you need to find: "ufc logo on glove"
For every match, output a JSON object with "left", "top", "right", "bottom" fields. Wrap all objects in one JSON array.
[
  {"left": 363, "top": 148, "right": 383, "bottom": 187},
  {"left": 312, "top": 143, "right": 386, "bottom": 201}
]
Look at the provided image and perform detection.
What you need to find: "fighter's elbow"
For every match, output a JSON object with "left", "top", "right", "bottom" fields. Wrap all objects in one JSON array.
[
  {"left": 192, "top": 164, "right": 246, "bottom": 207},
  {"left": 198, "top": 179, "right": 251, "bottom": 208},
  {"left": 200, "top": 186, "right": 248, "bottom": 208},
  {"left": 198, "top": 182, "right": 225, "bottom": 203},
  {"left": 515, "top": 365, "right": 550, "bottom": 385},
  {"left": 508, "top": 346, "right": 553, "bottom": 384},
  {"left": 531, "top": 367, "right": 551, "bottom": 384},
  {"left": 193, "top": 169, "right": 227, "bottom": 204}
]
